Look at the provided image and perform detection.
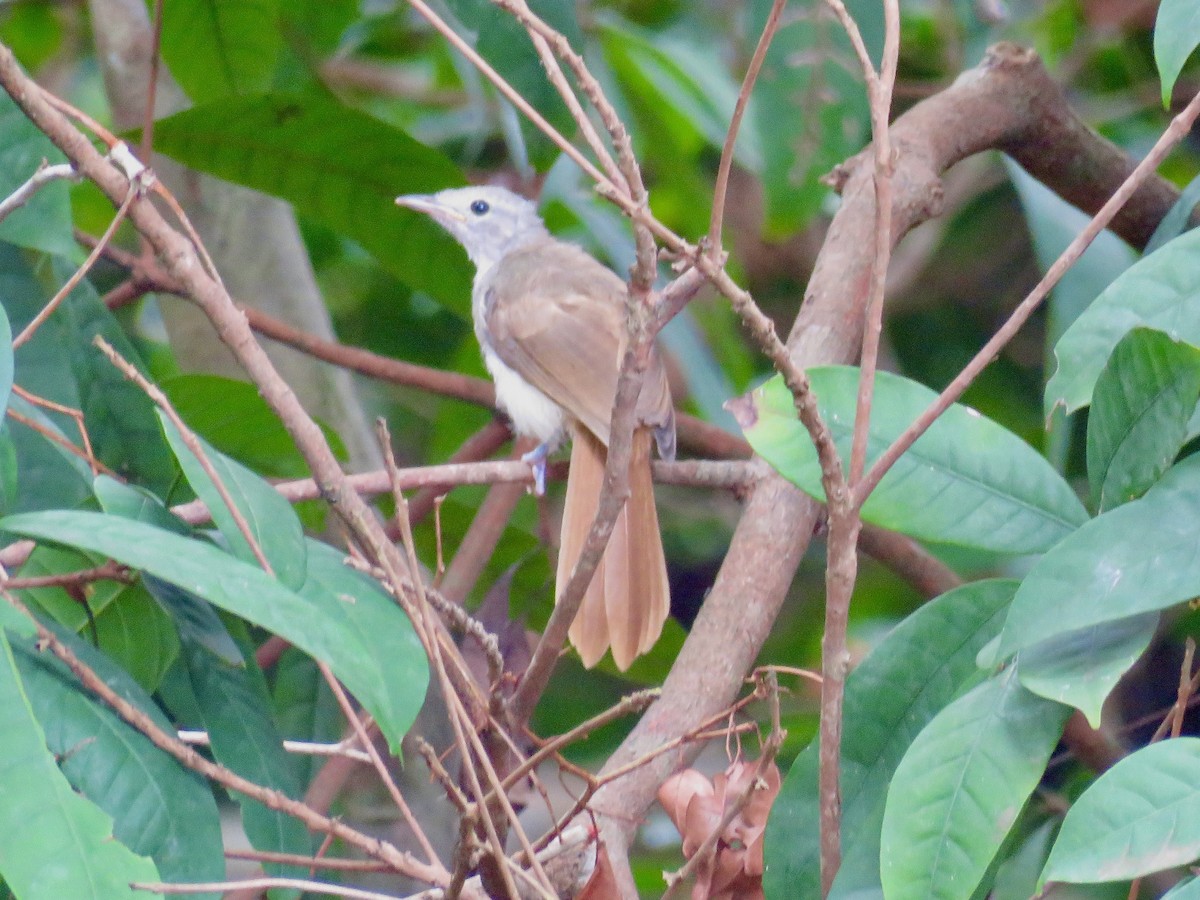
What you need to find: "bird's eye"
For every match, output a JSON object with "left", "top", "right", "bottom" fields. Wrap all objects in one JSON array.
[{"left": 470, "top": 199, "right": 490, "bottom": 216}]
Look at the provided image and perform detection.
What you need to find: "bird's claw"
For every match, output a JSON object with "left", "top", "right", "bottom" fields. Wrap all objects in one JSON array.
[{"left": 521, "top": 442, "right": 551, "bottom": 496}]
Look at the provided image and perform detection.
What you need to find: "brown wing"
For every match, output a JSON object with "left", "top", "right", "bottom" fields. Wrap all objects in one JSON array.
[{"left": 484, "top": 238, "right": 674, "bottom": 448}]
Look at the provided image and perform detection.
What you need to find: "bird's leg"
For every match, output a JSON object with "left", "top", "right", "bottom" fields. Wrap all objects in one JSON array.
[{"left": 520, "top": 441, "right": 553, "bottom": 496}]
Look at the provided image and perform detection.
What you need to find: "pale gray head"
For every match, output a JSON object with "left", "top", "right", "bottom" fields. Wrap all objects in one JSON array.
[{"left": 395, "top": 185, "right": 549, "bottom": 273}]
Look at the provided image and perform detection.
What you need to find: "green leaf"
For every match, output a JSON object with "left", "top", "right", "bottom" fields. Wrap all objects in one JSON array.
[
  {"left": 1087, "top": 328, "right": 1200, "bottom": 510},
  {"left": 150, "top": 93, "right": 470, "bottom": 311},
  {"left": 0, "top": 631, "right": 160, "bottom": 899},
  {"left": 763, "top": 580, "right": 1015, "bottom": 899},
  {"left": 158, "top": 0, "right": 282, "bottom": 103},
  {"left": 92, "top": 581, "right": 181, "bottom": 693},
  {"left": 997, "top": 452, "right": 1200, "bottom": 659},
  {"left": 1047, "top": 227, "right": 1200, "bottom": 416},
  {"left": 163, "top": 373, "right": 346, "bottom": 477},
  {"left": 1017, "top": 613, "right": 1158, "bottom": 727},
  {"left": 11, "top": 625, "right": 222, "bottom": 896},
  {"left": 2, "top": 245, "right": 174, "bottom": 507},
  {"left": 272, "top": 646, "right": 341, "bottom": 790},
  {"left": 174, "top": 620, "right": 309, "bottom": 881},
  {"left": 748, "top": 0, "right": 880, "bottom": 234},
  {"left": 1155, "top": 0, "right": 1200, "bottom": 106},
  {"left": 0, "top": 91, "right": 74, "bottom": 256},
  {"left": 94, "top": 475, "right": 191, "bottom": 536},
  {"left": 474, "top": 0, "right": 581, "bottom": 170},
  {"left": 737, "top": 368, "right": 1087, "bottom": 554},
  {"left": 159, "top": 411, "right": 307, "bottom": 590},
  {"left": 0, "top": 510, "right": 428, "bottom": 752},
  {"left": 1164, "top": 876, "right": 1200, "bottom": 899},
  {"left": 0, "top": 303, "right": 11, "bottom": 413},
  {"left": 1146, "top": 172, "right": 1200, "bottom": 255},
  {"left": 1041, "top": 738, "right": 1200, "bottom": 885},
  {"left": 880, "top": 668, "right": 1070, "bottom": 900}
]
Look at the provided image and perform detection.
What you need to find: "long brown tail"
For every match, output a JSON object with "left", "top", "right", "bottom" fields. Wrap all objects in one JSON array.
[{"left": 560, "top": 427, "right": 670, "bottom": 670}]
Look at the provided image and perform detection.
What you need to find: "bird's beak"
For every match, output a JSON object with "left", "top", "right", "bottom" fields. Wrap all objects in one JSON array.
[{"left": 395, "top": 194, "right": 466, "bottom": 224}]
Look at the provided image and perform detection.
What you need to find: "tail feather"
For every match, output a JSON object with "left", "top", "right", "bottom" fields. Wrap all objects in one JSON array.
[{"left": 560, "top": 427, "right": 669, "bottom": 671}]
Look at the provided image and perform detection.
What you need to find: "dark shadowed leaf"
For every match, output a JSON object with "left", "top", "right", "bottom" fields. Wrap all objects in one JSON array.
[
  {"left": 150, "top": 93, "right": 470, "bottom": 310},
  {"left": 158, "top": 0, "right": 282, "bottom": 103},
  {"left": 0, "top": 90, "right": 74, "bottom": 256}
]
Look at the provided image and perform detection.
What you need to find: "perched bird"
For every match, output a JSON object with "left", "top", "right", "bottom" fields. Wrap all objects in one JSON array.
[{"left": 396, "top": 186, "right": 674, "bottom": 670}]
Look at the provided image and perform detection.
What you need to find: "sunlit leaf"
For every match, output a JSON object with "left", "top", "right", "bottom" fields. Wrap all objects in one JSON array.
[{"left": 736, "top": 367, "right": 1086, "bottom": 554}]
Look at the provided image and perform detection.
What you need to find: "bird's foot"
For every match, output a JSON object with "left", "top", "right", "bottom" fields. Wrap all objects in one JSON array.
[{"left": 520, "top": 442, "right": 552, "bottom": 496}]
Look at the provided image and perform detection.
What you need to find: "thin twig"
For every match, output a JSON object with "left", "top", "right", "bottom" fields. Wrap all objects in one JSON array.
[
  {"left": 708, "top": 0, "right": 787, "bottom": 253},
  {"left": 13, "top": 187, "right": 135, "bottom": 349},
  {"left": 0, "top": 160, "right": 78, "bottom": 225},
  {"left": 132, "top": 877, "right": 402, "bottom": 899}
]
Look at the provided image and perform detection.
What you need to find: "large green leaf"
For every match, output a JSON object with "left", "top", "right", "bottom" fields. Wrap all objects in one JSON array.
[
  {"left": 1017, "top": 613, "right": 1159, "bottom": 728},
  {"left": 880, "top": 668, "right": 1070, "bottom": 900},
  {"left": 0, "top": 89, "right": 74, "bottom": 256},
  {"left": 158, "top": 0, "right": 282, "bottom": 103},
  {"left": 763, "top": 580, "right": 1016, "bottom": 899},
  {"left": 150, "top": 93, "right": 470, "bottom": 310},
  {"left": 997, "top": 452, "right": 1200, "bottom": 659},
  {"left": 0, "top": 631, "right": 160, "bottom": 899},
  {"left": 1047, "top": 227, "right": 1200, "bottom": 416},
  {"left": 10, "top": 624, "right": 222, "bottom": 896},
  {"left": 747, "top": 0, "right": 881, "bottom": 234},
  {"left": 1155, "top": 0, "right": 1200, "bottom": 106},
  {"left": 737, "top": 368, "right": 1087, "bottom": 554},
  {"left": 1086, "top": 328, "right": 1200, "bottom": 511},
  {"left": 159, "top": 411, "right": 307, "bottom": 590},
  {"left": 0, "top": 510, "right": 428, "bottom": 752},
  {"left": 1041, "top": 738, "right": 1200, "bottom": 885}
]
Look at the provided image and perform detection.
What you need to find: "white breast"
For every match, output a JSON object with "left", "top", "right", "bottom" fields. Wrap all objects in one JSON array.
[{"left": 483, "top": 346, "right": 565, "bottom": 446}]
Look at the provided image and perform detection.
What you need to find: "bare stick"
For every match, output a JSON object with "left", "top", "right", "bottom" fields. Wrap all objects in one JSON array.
[
  {"left": 0, "top": 160, "right": 78, "bottom": 225},
  {"left": 132, "top": 877, "right": 402, "bottom": 899}
]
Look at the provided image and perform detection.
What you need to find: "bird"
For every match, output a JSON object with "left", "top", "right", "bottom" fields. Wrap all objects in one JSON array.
[{"left": 395, "top": 185, "right": 674, "bottom": 670}]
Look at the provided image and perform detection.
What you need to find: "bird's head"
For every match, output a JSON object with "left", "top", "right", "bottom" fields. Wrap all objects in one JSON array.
[{"left": 396, "top": 185, "right": 548, "bottom": 272}]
